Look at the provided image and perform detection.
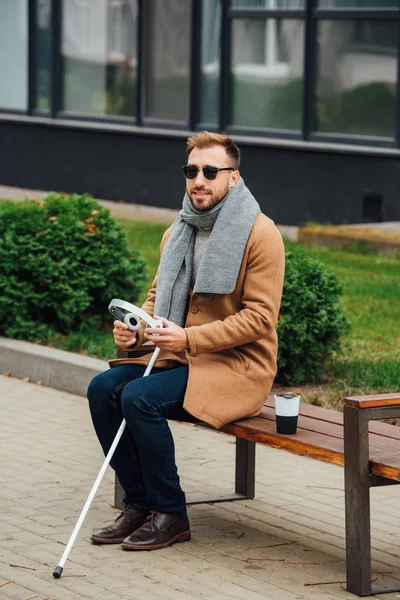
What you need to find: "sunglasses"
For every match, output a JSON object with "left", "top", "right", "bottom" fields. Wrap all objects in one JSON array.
[{"left": 182, "top": 165, "right": 235, "bottom": 181}]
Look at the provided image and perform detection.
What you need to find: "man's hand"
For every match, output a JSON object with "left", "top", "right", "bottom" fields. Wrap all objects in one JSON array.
[
  {"left": 113, "top": 320, "right": 137, "bottom": 350},
  {"left": 144, "top": 316, "right": 188, "bottom": 352}
]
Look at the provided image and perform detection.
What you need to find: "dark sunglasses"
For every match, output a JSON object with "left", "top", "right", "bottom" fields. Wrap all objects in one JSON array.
[{"left": 182, "top": 165, "right": 235, "bottom": 181}]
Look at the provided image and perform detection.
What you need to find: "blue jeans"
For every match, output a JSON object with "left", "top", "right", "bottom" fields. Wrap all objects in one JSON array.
[{"left": 87, "top": 364, "right": 198, "bottom": 515}]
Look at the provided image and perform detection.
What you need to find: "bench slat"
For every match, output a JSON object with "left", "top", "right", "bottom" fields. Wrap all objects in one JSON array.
[
  {"left": 344, "top": 393, "right": 400, "bottom": 409},
  {"left": 264, "top": 397, "right": 400, "bottom": 440},
  {"left": 220, "top": 417, "right": 345, "bottom": 466},
  {"left": 370, "top": 455, "right": 400, "bottom": 482},
  {"left": 259, "top": 406, "right": 400, "bottom": 454}
]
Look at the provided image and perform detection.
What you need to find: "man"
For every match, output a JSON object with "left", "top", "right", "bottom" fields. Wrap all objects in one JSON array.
[{"left": 87, "top": 131, "right": 285, "bottom": 551}]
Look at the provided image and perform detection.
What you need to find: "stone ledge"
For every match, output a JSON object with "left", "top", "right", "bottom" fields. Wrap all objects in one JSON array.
[
  {"left": 298, "top": 225, "right": 400, "bottom": 257},
  {"left": 0, "top": 336, "right": 107, "bottom": 397}
]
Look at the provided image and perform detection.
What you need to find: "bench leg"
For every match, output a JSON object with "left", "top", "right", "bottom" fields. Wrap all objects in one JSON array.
[
  {"left": 235, "top": 438, "right": 255, "bottom": 498},
  {"left": 188, "top": 438, "right": 256, "bottom": 504},
  {"left": 113, "top": 438, "right": 257, "bottom": 508},
  {"left": 344, "top": 406, "right": 372, "bottom": 596}
]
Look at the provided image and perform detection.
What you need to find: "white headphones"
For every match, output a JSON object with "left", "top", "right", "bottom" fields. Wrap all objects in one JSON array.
[{"left": 108, "top": 299, "right": 163, "bottom": 332}]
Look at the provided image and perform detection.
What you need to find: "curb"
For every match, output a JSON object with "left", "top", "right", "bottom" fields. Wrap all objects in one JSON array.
[
  {"left": 0, "top": 336, "right": 107, "bottom": 397},
  {"left": 298, "top": 225, "right": 400, "bottom": 257}
]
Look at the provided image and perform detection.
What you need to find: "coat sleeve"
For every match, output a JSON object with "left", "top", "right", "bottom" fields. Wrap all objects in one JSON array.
[{"left": 184, "top": 220, "right": 285, "bottom": 355}]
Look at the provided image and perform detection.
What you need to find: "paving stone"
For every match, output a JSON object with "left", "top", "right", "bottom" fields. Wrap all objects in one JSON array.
[{"left": 1, "top": 375, "right": 400, "bottom": 600}]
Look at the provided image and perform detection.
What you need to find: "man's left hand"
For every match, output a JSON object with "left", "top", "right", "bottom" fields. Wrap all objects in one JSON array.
[{"left": 144, "top": 316, "right": 188, "bottom": 352}]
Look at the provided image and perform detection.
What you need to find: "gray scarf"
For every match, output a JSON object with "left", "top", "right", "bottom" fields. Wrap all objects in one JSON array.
[{"left": 154, "top": 177, "right": 260, "bottom": 326}]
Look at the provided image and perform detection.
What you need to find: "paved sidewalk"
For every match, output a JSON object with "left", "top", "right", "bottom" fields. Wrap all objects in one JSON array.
[
  {"left": 0, "top": 185, "right": 302, "bottom": 240},
  {"left": 0, "top": 185, "right": 180, "bottom": 225},
  {"left": 1, "top": 375, "right": 399, "bottom": 600}
]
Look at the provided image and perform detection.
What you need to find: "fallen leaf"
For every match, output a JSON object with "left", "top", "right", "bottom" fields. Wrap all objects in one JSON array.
[
  {"left": 3, "top": 372, "right": 11, "bottom": 377},
  {"left": 36, "top": 381, "right": 43, "bottom": 386},
  {"left": 286, "top": 561, "right": 320, "bottom": 565},
  {"left": 23, "top": 377, "right": 30, "bottom": 383},
  {"left": 9, "top": 564, "right": 36, "bottom": 571},
  {"left": 0, "top": 580, "right": 14, "bottom": 588},
  {"left": 247, "top": 557, "right": 285, "bottom": 562},
  {"left": 259, "top": 541, "right": 294, "bottom": 548},
  {"left": 305, "top": 580, "right": 346, "bottom": 586}
]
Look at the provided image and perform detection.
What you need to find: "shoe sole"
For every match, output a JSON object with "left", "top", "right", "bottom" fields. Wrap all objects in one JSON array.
[
  {"left": 121, "top": 530, "right": 191, "bottom": 551},
  {"left": 91, "top": 536, "right": 126, "bottom": 545}
]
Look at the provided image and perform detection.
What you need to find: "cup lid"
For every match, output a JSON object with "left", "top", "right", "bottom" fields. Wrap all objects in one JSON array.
[{"left": 275, "top": 393, "right": 299, "bottom": 399}]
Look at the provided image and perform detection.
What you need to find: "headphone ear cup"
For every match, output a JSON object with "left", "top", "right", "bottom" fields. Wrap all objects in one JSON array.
[{"left": 123, "top": 313, "right": 141, "bottom": 331}]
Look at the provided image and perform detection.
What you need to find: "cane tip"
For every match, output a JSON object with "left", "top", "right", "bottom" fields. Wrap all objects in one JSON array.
[{"left": 53, "top": 566, "right": 63, "bottom": 578}]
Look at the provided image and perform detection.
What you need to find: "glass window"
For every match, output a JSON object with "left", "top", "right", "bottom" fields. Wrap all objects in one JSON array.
[
  {"left": 62, "top": 0, "right": 138, "bottom": 118},
  {"left": 0, "top": 0, "right": 28, "bottom": 111},
  {"left": 232, "top": 0, "right": 305, "bottom": 8},
  {"left": 36, "top": 0, "right": 52, "bottom": 112},
  {"left": 315, "top": 20, "right": 397, "bottom": 138},
  {"left": 199, "top": 0, "right": 221, "bottom": 125},
  {"left": 318, "top": 1, "right": 398, "bottom": 7},
  {"left": 144, "top": 0, "right": 191, "bottom": 122},
  {"left": 231, "top": 19, "right": 304, "bottom": 130}
]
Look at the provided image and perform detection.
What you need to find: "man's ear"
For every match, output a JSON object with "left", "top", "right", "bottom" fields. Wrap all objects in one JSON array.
[{"left": 230, "top": 170, "right": 240, "bottom": 187}]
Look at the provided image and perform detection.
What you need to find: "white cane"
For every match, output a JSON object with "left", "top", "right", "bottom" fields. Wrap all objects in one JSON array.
[{"left": 53, "top": 302, "right": 162, "bottom": 578}]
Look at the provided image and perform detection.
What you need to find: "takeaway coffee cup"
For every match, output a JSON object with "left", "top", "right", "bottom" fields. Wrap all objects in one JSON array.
[{"left": 274, "top": 393, "right": 301, "bottom": 434}]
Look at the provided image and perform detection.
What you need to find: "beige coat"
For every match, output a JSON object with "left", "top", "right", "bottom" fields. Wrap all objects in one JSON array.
[{"left": 109, "top": 213, "right": 285, "bottom": 429}]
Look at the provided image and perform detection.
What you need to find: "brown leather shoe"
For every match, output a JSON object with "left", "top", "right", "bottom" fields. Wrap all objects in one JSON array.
[
  {"left": 121, "top": 511, "right": 191, "bottom": 550},
  {"left": 91, "top": 505, "right": 149, "bottom": 544}
]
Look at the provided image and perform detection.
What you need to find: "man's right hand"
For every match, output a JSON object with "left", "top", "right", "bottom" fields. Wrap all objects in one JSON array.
[{"left": 113, "top": 320, "right": 137, "bottom": 350}]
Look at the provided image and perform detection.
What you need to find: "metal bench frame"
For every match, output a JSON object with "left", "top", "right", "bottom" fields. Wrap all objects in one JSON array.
[
  {"left": 115, "top": 437, "right": 256, "bottom": 508},
  {"left": 344, "top": 403, "right": 400, "bottom": 596}
]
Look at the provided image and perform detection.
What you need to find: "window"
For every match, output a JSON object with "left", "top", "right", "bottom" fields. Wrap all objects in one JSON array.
[
  {"left": 143, "top": 0, "right": 191, "bottom": 123},
  {"left": 315, "top": 20, "right": 397, "bottom": 138},
  {"left": 199, "top": 0, "right": 221, "bottom": 126},
  {"left": 36, "top": 0, "right": 52, "bottom": 112},
  {"left": 0, "top": 0, "right": 28, "bottom": 111},
  {"left": 230, "top": 18, "right": 304, "bottom": 130},
  {"left": 232, "top": 0, "right": 305, "bottom": 8},
  {"left": 62, "top": 0, "right": 138, "bottom": 118},
  {"left": 317, "top": 1, "right": 398, "bottom": 7}
]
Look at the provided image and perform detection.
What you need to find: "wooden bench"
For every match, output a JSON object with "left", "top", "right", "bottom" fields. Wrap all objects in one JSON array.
[{"left": 114, "top": 391, "right": 400, "bottom": 597}]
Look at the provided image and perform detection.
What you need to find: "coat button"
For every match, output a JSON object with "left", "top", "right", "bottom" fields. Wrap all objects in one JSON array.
[{"left": 191, "top": 306, "right": 199, "bottom": 314}]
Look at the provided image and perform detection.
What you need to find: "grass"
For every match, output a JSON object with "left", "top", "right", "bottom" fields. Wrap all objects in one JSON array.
[
  {"left": 117, "top": 219, "right": 170, "bottom": 305},
  {"left": 278, "top": 241, "right": 400, "bottom": 409}
]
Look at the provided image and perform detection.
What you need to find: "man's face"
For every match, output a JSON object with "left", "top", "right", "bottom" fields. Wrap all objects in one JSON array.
[{"left": 185, "top": 145, "right": 240, "bottom": 211}]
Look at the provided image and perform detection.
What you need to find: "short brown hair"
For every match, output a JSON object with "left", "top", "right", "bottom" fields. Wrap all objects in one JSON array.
[{"left": 186, "top": 131, "right": 241, "bottom": 169}]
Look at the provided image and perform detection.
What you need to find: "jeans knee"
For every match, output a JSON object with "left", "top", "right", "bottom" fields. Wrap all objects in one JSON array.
[
  {"left": 87, "top": 371, "right": 114, "bottom": 412},
  {"left": 121, "top": 379, "right": 150, "bottom": 419}
]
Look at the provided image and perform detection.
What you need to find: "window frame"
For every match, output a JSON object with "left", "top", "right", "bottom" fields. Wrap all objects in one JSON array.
[{"left": 0, "top": 0, "right": 399, "bottom": 150}]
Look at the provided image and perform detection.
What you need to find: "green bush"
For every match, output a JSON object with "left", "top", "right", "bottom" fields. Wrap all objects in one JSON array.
[
  {"left": 0, "top": 194, "right": 147, "bottom": 340},
  {"left": 277, "top": 246, "right": 349, "bottom": 385}
]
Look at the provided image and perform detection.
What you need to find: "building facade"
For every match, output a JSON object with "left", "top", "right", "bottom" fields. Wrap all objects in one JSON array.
[{"left": 0, "top": 0, "right": 399, "bottom": 225}]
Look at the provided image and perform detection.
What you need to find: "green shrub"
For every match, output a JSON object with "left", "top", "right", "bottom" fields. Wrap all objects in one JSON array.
[
  {"left": 0, "top": 194, "right": 147, "bottom": 341},
  {"left": 277, "top": 246, "right": 349, "bottom": 385}
]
